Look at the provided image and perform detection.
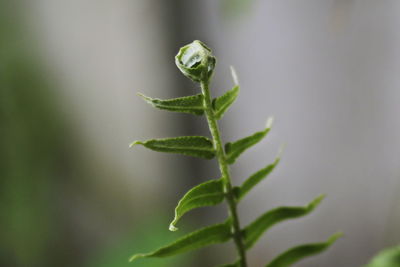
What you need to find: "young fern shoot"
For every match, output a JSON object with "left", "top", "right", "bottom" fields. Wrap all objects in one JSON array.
[{"left": 129, "top": 40, "right": 341, "bottom": 267}]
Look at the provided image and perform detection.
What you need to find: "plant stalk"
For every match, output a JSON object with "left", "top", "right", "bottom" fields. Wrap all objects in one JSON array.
[{"left": 200, "top": 80, "right": 247, "bottom": 267}]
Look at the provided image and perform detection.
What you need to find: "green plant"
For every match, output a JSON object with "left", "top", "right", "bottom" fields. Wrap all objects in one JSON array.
[
  {"left": 365, "top": 245, "right": 400, "bottom": 267},
  {"left": 129, "top": 40, "right": 340, "bottom": 266}
]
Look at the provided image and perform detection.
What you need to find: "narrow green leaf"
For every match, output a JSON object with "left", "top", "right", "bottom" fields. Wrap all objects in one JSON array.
[
  {"left": 212, "top": 66, "right": 240, "bottom": 120},
  {"left": 169, "top": 179, "right": 225, "bottom": 231},
  {"left": 266, "top": 233, "right": 342, "bottom": 267},
  {"left": 243, "top": 195, "right": 325, "bottom": 249},
  {"left": 237, "top": 158, "right": 279, "bottom": 200},
  {"left": 212, "top": 85, "right": 239, "bottom": 120},
  {"left": 129, "top": 221, "right": 232, "bottom": 262},
  {"left": 138, "top": 93, "right": 205, "bottom": 115},
  {"left": 130, "top": 136, "right": 215, "bottom": 159},
  {"left": 225, "top": 117, "right": 273, "bottom": 164},
  {"left": 365, "top": 245, "right": 400, "bottom": 267},
  {"left": 236, "top": 146, "right": 284, "bottom": 201}
]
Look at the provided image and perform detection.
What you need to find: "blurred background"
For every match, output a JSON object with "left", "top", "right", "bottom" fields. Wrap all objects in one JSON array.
[{"left": 1, "top": 0, "right": 400, "bottom": 266}]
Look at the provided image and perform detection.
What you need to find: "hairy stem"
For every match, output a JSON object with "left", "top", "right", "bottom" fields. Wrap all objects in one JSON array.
[{"left": 200, "top": 80, "right": 247, "bottom": 267}]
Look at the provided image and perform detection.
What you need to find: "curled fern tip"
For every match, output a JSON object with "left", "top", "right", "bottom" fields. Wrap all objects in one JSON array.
[{"left": 169, "top": 224, "right": 178, "bottom": 232}]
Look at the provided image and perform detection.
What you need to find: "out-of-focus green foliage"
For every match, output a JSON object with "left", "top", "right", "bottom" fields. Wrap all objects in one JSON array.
[
  {"left": 221, "top": 0, "right": 255, "bottom": 17},
  {"left": 0, "top": 1, "right": 65, "bottom": 266},
  {"left": 85, "top": 216, "right": 192, "bottom": 267},
  {"left": 0, "top": 61, "right": 60, "bottom": 265},
  {"left": 365, "top": 245, "right": 400, "bottom": 267},
  {"left": 130, "top": 221, "right": 232, "bottom": 262},
  {"left": 129, "top": 40, "right": 340, "bottom": 266}
]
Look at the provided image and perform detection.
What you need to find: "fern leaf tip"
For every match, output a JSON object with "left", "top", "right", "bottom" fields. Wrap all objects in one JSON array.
[
  {"left": 137, "top": 92, "right": 151, "bottom": 101},
  {"left": 330, "top": 232, "right": 344, "bottom": 242},
  {"left": 266, "top": 116, "right": 274, "bottom": 129},
  {"left": 310, "top": 194, "right": 326, "bottom": 208},
  {"left": 129, "top": 253, "right": 145, "bottom": 262},
  {"left": 277, "top": 143, "right": 286, "bottom": 160},
  {"left": 230, "top": 66, "right": 239, "bottom": 85},
  {"left": 129, "top": 140, "right": 143, "bottom": 148}
]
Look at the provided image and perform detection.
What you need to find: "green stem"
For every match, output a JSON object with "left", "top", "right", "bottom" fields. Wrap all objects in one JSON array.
[{"left": 200, "top": 80, "right": 247, "bottom": 267}]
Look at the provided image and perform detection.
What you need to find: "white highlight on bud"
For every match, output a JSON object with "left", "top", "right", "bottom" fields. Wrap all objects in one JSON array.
[{"left": 230, "top": 66, "right": 239, "bottom": 85}]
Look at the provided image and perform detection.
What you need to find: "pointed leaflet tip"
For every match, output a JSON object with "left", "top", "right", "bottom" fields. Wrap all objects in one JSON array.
[
  {"left": 230, "top": 66, "right": 239, "bottom": 85},
  {"left": 129, "top": 253, "right": 146, "bottom": 262},
  {"left": 137, "top": 92, "right": 149, "bottom": 100},
  {"left": 243, "top": 195, "right": 327, "bottom": 249},
  {"left": 266, "top": 116, "right": 274, "bottom": 129},
  {"left": 310, "top": 194, "right": 326, "bottom": 209},
  {"left": 137, "top": 92, "right": 155, "bottom": 105},
  {"left": 277, "top": 143, "right": 286, "bottom": 160},
  {"left": 169, "top": 179, "right": 224, "bottom": 230},
  {"left": 237, "top": 147, "right": 282, "bottom": 201},
  {"left": 265, "top": 232, "right": 342, "bottom": 267},
  {"left": 329, "top": 232, "right": 344, "bottom": 242},
  {"left": 129, "top": 140, "right": 143, "bottom": 148},
  {"left": 225, "top": 122, "right": 272, "bottom": 165}
]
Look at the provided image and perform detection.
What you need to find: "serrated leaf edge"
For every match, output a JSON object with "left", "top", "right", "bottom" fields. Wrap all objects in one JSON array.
[
  {"left": 138, "top": 92, "right": 205, "bottom": 114},
  {"left": 130, "top": 136, "right": 214, "bottom": 149}
]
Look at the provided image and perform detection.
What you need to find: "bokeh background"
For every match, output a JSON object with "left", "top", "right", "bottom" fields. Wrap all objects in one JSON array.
[{"left": 1, "top": 0, "right": 400, "bottom": 266}]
